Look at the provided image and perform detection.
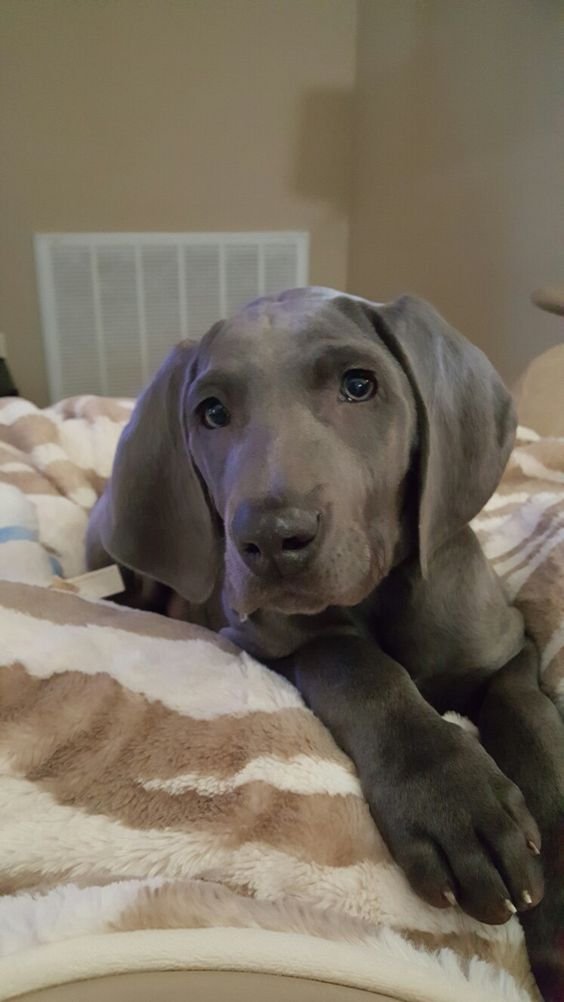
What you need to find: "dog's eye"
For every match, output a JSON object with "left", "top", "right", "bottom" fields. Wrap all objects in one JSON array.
[
  {"left": 340, "top": 369, "right": 377, "bottom": 402},
  {"left": 199, "top": 398, "right": 231, "bottom": 429}
]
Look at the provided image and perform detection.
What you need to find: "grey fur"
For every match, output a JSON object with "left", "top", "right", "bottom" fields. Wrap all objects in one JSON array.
[{"left": 88, "top": 288, "right": 564, "bottom": 998}]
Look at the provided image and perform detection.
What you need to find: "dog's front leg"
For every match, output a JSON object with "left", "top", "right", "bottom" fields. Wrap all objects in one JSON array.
[
  {"left": 278, "top": 633, "right": 543, "bottom": 927},
  {"left": 477, "top": 641, "right": 564, "bottom": 1001}
]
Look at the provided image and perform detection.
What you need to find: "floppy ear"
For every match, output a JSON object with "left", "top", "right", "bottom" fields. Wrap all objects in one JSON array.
[
  {"left": 97, "top": 341, "right": 220, "bottom": 603},
  {"left": 370, "top": 295, "right": 516, "bottom": 575}
]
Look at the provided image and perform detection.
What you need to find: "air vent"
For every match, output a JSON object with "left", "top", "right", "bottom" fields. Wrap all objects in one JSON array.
[{"left": 35, "top": 232, "right": 309, "bottom": 401}]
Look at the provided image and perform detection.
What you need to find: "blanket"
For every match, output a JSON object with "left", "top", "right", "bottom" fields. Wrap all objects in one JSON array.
[{"left": 0, "top": 396, "right": 562, "bottom": 1002}]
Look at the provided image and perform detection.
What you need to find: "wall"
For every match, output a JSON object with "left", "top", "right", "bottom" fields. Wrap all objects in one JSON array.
[
  {"left": 0, "top": 0, "right": 356, "bottom": 404},
  {"left": 349, "top": 0, "right": 563, "bottom": 383},
  {"left": 3, "top": 0, "right": 562, "bottom": 402}
]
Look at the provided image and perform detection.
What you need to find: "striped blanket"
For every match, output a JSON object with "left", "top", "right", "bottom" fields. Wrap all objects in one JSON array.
[{"left": 0, "top": 396, "right": 562, "bottom": 1002}]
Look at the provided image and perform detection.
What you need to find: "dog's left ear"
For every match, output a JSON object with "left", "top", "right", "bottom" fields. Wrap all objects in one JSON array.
[
  {"left": 93, "top": 339, "right": 221, "bottom": 603},
  {"left": 369, "top": 295, "right": 516, "bottom": 575}
]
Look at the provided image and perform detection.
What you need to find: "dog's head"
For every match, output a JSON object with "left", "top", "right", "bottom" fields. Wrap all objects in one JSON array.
[{"left": 96, "top": 288, "right": 516, "bottom": 619}]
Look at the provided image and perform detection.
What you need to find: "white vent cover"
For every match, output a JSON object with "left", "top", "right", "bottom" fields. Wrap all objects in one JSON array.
[{"left": 35, "top": 231, "right": 309, "bottom": 401}]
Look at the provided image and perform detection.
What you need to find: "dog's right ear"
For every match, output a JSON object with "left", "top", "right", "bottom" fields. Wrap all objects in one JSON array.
[
  {"left": 92, "top": 340, "right": 220, "bottom": 604},
  {"left": 369, "top": 295, "right": 516, "bottom": 576}
]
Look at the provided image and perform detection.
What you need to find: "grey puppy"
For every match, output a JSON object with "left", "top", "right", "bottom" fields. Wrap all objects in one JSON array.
[{"left": 88, "top": 288, "right": 564, "bottom": 997}]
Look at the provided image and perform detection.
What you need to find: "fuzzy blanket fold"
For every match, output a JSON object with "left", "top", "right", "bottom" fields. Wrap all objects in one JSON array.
[{"left": 0, "top": 396, "right": 562, "bottom": 1002}]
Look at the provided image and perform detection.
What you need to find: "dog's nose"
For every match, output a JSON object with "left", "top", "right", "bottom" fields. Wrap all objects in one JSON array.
[{"left": 232, "top": 502, "right": 320, "bottom": 577}]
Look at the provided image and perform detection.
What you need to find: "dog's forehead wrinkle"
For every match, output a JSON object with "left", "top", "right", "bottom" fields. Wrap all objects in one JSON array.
[
  {"left": 230, "top": 288, "right": 369, "bottom": 337},
  {"left": 205, "top": 302, "right": 372, "bottom": 368}
]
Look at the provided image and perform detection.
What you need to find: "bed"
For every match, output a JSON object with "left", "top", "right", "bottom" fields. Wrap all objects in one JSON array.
[{"left": 0, "top": 348, "right": 562, "bottom": 1002}]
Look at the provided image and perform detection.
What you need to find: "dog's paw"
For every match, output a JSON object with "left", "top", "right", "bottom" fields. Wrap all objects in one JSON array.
[{"left": 368, "top": 721, "right": 544, "bottom": 925}]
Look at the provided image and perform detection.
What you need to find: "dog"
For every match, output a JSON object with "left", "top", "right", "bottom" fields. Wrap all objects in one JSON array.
[{"left": 88, "top": 288, "right": 564, "bottom": 997}]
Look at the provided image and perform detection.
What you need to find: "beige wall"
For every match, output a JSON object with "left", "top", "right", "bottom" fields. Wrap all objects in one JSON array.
[
  {"left": 0, "top": 0, "right": 356, "bottom": 404},
  {"left": 349, "top": 0, "right": 564, "bottom": 383},
  {"left": 2, "top": 0, "right": 562, "bottom": 402}
]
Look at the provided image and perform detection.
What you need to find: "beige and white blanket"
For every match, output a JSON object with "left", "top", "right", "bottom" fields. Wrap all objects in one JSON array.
[{"left": 0, "top": 396, "right": 562, "bottom": 1002}]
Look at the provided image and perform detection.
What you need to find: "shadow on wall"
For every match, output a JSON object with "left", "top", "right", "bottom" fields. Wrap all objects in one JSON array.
[
  {"left": 349, "top": 3, "right": 511, "bottom": 366},
  {"left": 292, "top": 87, "right": 354, "bottom": 216},
  {"left": 348, "top": 0, "right": 564, "bottom": 385}
]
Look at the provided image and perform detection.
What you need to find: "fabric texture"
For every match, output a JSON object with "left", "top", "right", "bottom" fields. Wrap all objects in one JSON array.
[{"left": 0, "top": 394, "right": 562, "bottom": 1002}]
